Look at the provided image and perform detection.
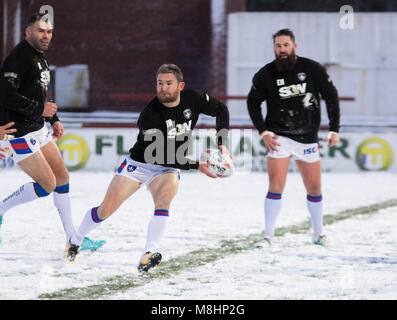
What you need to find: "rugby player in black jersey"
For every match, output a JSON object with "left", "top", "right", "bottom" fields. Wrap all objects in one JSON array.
[
  {"left": 0, "top": 13, "right": 104, "bottom": 250},
  {"left": 247, "top": 29, "right": 340, "bottom": 246},
  {"left": 66, "top": 64, "right": 231, "bottom": 270}
]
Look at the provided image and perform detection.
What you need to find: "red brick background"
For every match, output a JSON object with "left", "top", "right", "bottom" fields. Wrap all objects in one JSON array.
[{"left": 1, "top": 0, "right": 245, "bottom": 111}]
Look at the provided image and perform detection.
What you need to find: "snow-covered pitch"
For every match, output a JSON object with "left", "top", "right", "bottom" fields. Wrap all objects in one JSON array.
[{"left": 0, "top": 170, "right": 397, "bottom": 300}]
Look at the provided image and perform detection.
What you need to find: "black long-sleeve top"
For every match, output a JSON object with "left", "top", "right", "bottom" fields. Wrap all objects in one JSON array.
[
  {"left": 129, "top": 89, "right": 230, "bottom": 170},
  {"left": 0, "top": 40, "right": 59, "bottom": 137},
  {"left": 247, "top": 56, "right": 340, "bottom": 143}
]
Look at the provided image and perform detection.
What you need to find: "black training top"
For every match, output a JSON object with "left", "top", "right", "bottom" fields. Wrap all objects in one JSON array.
[
  {"left": 129, "top": 89, "right": 230, "bottom": 170},
  {"left": 247, "top": 56, "right": 340, "bottom": 143},
  {"left": 0, "top": 40, "right": 59, "bottom": 137}
]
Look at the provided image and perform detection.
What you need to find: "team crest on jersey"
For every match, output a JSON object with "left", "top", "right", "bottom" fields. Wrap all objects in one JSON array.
[
  {"left": 183, "top": 108, "right": 192, "bottom": 119},
  {"left": 297, "top": 72, "right": 306, "bottom": 81}
]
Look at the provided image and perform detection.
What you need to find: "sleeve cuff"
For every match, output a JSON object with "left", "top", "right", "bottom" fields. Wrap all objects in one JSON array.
[{"left": 190, "top": 162, "right": 199, "bottom": 170}]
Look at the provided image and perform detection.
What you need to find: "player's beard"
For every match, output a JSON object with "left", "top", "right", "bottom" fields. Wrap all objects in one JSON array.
[
  {"left": 29, "top": 36, "right": 50, "bottom": 52},
  {"left": 275, "top": 50, "right": 297, "bottom": 72},
  {"left": 157, "top": 90, "right": 179, "bottom": 104}
]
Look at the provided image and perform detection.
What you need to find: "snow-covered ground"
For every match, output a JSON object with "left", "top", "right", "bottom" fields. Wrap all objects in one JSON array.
[{"left": 0, "top": 170, "right": 396, "bottom": 300}]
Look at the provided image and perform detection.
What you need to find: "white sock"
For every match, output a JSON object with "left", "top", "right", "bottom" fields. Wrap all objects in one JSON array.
[
  {"left": 307, "top": 194, "right": 323, "bottom": 238},
  {"left": 70, "top": 206, "right": 103, "bottom": 246},
  {"left": 53, "top": 184, "right": 76, "bottom": 240},
  {"left": 0, "top": 182, "right": 49, "bottom": 216},
  {"left": 264, "top": 192, "right": 282, "bottom": 239},
  {"left": 143, "top": 210, "right": 169, "bottom": 253}
]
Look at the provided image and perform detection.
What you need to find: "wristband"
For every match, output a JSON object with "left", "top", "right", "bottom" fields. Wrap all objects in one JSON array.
[
  {"left": 327, "top": 131, "right": 338, "bottom": 140},
  {"left": 260, "top": 130, "right": 275, "bottom": 137}
]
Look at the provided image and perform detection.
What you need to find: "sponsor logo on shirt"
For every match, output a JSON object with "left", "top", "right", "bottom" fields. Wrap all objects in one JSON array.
[
  {"left": 40, "top": 70, "right": 50, "bottom": 91},
  {"left": 279, "top": 83, "right": 307, "bottom": 98},
  {"left": 166, "top": 119, "right": 192, "bottom": 138}
]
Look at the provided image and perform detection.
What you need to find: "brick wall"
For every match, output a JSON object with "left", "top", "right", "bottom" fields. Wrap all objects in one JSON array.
[
  {"left": 1, "top": 0, "right": 21, "bottom": 64},
  {"left": 2, "top": 0, "right": 245, "bottom": 111},
  {"left": 210, "top": 0, "right": 246, "bottom": 96}
]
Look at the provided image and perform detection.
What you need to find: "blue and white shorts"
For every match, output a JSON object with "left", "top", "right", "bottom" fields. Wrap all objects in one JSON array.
[
  {"left": 115, "top": 157, "right": 180, "bottom": 188},
  {"left": 267, "top": 135, "right": 321, "bottom": 163},
  {"left": 5, "top": 125, "right": 52, "bottom": 163}
]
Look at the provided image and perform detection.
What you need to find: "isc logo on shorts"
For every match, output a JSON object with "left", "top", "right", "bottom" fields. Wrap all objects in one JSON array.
[{"left": 303, "top": 146, "right": 318, "bottom": 155}]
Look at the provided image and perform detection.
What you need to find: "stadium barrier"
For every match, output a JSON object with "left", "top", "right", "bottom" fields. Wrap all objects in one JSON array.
[{"left": 2, "top": 128, "right": 395, "bottom": 173}]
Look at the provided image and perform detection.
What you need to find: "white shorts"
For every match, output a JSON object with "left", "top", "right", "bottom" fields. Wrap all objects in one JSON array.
[
  {"left": 267, "top": 135, "right": 321, "bottom": 163},
  {"left": 115, "top": 157, "right": 180, "bottom": 188},
  {"left": 5, "top": 125, "right": 52, "bottom": 163}
]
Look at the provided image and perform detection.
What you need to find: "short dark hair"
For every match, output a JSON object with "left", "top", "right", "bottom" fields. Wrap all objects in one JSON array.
[
  {"left": 272, "top": 28, "right": 295, "bottom": 43},
  {"left": 25, "top": 13, "right": 47, "bottom": 28},
  {"left": 156, "top": 64, "right": 184, "bottom": 82}
]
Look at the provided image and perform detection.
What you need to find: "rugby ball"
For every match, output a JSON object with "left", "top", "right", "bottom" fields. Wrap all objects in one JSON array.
[{"left": 200, "top": 149, "right": 234, "bottom": 178}]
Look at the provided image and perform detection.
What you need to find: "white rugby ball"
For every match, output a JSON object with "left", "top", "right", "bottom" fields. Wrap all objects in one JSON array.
[{"left": 200, "top": 149, "right": 234, "bottom": 178}]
